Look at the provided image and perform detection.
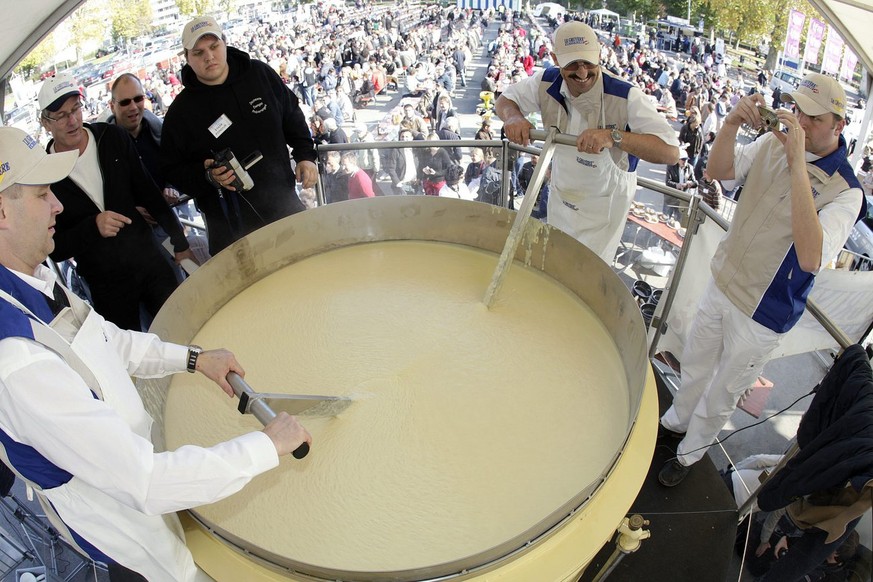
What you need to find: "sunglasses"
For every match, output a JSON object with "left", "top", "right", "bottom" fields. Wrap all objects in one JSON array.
[{"left": 113, "top": 95, "right": 146, "bottom": 107}]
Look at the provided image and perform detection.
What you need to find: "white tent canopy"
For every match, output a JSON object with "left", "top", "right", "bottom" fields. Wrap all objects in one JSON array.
[
  {"left": 588, "top": 8, "right": 620, "bottom": 19},
  {"left": 0, "top": 0, "right": 83, "bottom": 85}
]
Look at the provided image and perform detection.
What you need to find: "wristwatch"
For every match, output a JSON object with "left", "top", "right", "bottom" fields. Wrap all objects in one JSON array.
[
  {"left": 186, "top": 345, "right": 203, "bottom": 373},
  {"left": 611, "top": 128, "right": 623, "bottom": 148}
]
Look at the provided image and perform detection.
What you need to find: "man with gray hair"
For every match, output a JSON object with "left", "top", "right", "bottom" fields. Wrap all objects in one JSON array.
[{"left": 38, "top": 72, "right": 195, "bottom": 331}]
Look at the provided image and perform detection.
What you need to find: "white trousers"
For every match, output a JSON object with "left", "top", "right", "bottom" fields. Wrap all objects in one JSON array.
[{"left": 660, "top": 279, "right": 784, "bottom": 466}]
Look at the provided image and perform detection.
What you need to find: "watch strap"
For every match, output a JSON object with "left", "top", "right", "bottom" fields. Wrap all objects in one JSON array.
[{"left": 186, "top": 346, "right": 202, "bottom": 373}]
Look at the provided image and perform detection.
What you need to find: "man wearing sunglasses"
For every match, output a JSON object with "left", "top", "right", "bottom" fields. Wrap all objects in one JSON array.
[
  {"left": 38, "top": 72, "right": 196, "bottom": 331},
  {"left": 496, "top": 20, "right": 679, "bottom": 264},
  {"left": 108, "top": 74, "right": 166, "bottom": 191},
  {"left": 108, "top": 73, "right": 193, "bottom": 281}
]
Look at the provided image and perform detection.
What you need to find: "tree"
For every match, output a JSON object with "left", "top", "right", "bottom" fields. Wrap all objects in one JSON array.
[
  {"left": 15, "top": 34, "right": 56, "bottom": 79},
  {"left": 611, "top": 0, "right": 661, "bottom": 22},
  {"left": 68, "top": 2, "right": 107, "bottom": 63},
  {"left": 110, "top": 0, "right": 154, "bottom": 46},
  {"left": 217, "top": 0, "right": 238, "bottom": 19},
  {"left": 704, "top": 0, "right": 808, "bottom": 49},
  {"left": 175, "top": 0, "right": 215, "bottom": 18}
]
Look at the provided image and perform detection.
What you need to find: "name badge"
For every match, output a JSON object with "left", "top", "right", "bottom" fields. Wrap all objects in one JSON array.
[{"left": 208, "top": 114, "right": 232, "bottom": 138}]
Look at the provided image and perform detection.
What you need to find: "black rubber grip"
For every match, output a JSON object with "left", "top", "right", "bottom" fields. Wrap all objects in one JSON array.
[
  {"left": 293, "top": 442, "right": 310, "bottom": 459},
  {"left": 237, "top": 391, "right": 250, "bottom": 415}
]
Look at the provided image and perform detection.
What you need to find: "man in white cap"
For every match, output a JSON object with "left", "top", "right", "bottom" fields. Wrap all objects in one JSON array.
[
  {"left": 38, "top": 72, "right": 196, "bottom": 331},
  {"left": 496, "top": 20, "right": 679, "bottom": 263},
  {"left": 657, "top": 73, "right": 865, "bottom": 487},
  {"left": 0, "top": 127, "right": 311, "bottom": 581},
  {"left": 160, "top": 15, "right": 318, "bottom": 256}
]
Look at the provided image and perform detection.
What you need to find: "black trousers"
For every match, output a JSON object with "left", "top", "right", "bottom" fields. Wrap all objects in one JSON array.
[{"left": 85, "top": 255, "right": 178, "bottom": 332}]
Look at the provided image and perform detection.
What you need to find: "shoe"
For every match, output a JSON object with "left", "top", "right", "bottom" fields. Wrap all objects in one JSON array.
[
  {"left": 658, "top": 459, "right": 691, "bottom": 487},
  {"left": 657, "top": 424, "right": 686, "bottom": 441}
]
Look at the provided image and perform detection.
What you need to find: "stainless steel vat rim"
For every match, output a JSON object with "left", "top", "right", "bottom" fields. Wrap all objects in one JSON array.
[{"left": 143, "top": 196, "right": 650, "bottom": 580}]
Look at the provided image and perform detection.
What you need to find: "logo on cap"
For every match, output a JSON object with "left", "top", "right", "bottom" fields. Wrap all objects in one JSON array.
[
  {"left": 0, "top": 161, "right": 10, "bottom": 177},
  {"left": 190, "top": 20, "right": 211, "bottom": 33},
  {"left": 23, "top": 135, "right": 38, "bottom": 150},
  {"left": 564, "top": 36, "right": 589, "bottom": 46},
  {"left": 54, "top": 80, "right": 75, "bottom": 95},
  {"left": 800, "top": 79, "right": 819, "bottom": 93}
]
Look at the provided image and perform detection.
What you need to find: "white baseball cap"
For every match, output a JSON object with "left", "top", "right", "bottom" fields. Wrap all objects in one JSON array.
[
  {"left": 781, "top": 73, "right": 847, "bottom": 118},
  {"left": 0, "top": 127, "right": 78, "bottom": 193},
  {"left": 182, "top": 16, "right": 223, "bottom": 51},
  {"left": 552, "top": 21, "right": 600, "bottom": 67},
  {"left": 38, "top": 72, "right": 82, "bottom": 112}
]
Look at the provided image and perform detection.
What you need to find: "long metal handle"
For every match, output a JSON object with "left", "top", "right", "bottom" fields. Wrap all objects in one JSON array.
[
  {"left": 528, "top": 128, "right": 580, "bottom": 147},
  {"left": 227, "top": 372, "right": 310, "bottom": 459},
  {"left": 483, "top": 126, "right": 559, "bottom": 308}
]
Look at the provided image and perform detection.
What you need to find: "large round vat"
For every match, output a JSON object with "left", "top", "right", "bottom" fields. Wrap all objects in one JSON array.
[{"left": 138, "top": 196, "right": 657, "bottom": 581}]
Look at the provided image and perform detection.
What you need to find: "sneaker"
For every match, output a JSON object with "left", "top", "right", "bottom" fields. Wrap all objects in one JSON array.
[
  {"left": 658, "top": 459, "right": 691, "bottom": 487},
  {"left": 657, "top": 424, "right": 686, "bottom": 441}
]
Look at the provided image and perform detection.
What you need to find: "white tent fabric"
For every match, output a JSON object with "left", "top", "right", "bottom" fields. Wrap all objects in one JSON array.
[
  {"left": 588, "top": 8, "right": 620, "bottom": 18},
  {"left": 655, "top": 216, "right": 873, "bottom": 362},
  {"left": 0, "top": 0, "right": 84, "bottom": 83},
  {"left": 807, "top": 0, "right": 873, "bottom": 80}
]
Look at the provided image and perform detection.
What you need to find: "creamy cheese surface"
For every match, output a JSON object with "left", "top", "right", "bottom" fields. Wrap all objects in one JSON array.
[{"left": 165, "top": 241, "right": 629, "bottom": 572}]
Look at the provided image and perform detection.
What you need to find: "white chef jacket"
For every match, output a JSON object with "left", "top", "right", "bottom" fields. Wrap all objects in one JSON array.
[
  {"left": 501, "top": 68, "right": 679, "bottom": 192},
  {"left": 0, "top": 265, "right": 278, "bottom": 581}
]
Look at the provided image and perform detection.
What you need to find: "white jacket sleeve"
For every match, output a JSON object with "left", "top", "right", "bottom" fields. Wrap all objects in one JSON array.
[{"left": 0, "top": 337, "right": 278, "bottom": 516}]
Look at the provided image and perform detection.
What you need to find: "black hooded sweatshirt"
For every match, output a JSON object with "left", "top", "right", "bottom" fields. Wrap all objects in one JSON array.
[{"left": 160, "top": 47, "right": 317, "bottom": 255}]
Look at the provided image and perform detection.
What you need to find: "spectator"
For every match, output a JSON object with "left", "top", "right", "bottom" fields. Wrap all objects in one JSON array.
[
  {"left": 418, "top": 133, "right": 454, "bottom": 196},
  {"left": 439, "top": 163, "right": 474, "bottom": 199},
  {"left": 664, "top": 150, "right": 697, "bottom": 222},
  {"left": 698, "top": 168, "right": 723, "bottom": 211},
  {"left": 323, "top": 117, "right": 349, "bottom": 144},
  {"left": 341, "top": 152, "right": 376, "bottom": 199},
  {"left": 679, "top": 113, "right": 704, "bottom": 168},
  {"left": 350, "top": 123, "right": 380, "bottom": 179},
  {"left": 383, "top": 128, "right": 419, "bottom": 195},
  {"left": 39, "top": 73, "right": 194, "bottom": 331},
  {"left": 437, "top": 116, "right": 463, "bottom": 163},
  {"left": 322, "top": 151, "right": 349, "bottom": 203},
  {"left": 160, "top": 16, "right": 318, "bottom": 256}
]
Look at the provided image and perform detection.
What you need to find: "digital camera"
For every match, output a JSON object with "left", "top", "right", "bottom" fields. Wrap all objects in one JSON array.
[
  {"left": 757, "top": 106, "right": 781, "bottom": 132},
  {"left": 210, "top": 148, "right": 263, "bottom": 192}
]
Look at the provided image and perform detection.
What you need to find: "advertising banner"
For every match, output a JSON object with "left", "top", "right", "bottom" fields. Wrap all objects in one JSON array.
[
  {"left": 841, "top": 48, "right": 858, "bottom": 81},
  {"left": 822, "top": 27, "right": 844, "bottom": 74},
  {"left": 803, "top": 18, "right": 826, "bottom": 65},
  {"left": 784, "top": 10, "right": 805, "bottom": 60}
]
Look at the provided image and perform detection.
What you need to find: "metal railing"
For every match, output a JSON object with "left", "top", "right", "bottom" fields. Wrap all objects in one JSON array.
[{"left": 313, "top": 131, "right": 866, "bottom": 353}]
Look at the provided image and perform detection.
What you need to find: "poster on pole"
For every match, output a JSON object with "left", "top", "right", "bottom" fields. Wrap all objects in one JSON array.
[
  {"left": 822, "top": 27, "right": 844, "bottom": 75},
  {"left": 841, "top": 48, "right": 858, "bottom": 81},
  {"left": 803, "top": 18, "right": 826, "bottom": 65},
  {"left": 784, "top": 10, "right": 805, "bottom": 61}
]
